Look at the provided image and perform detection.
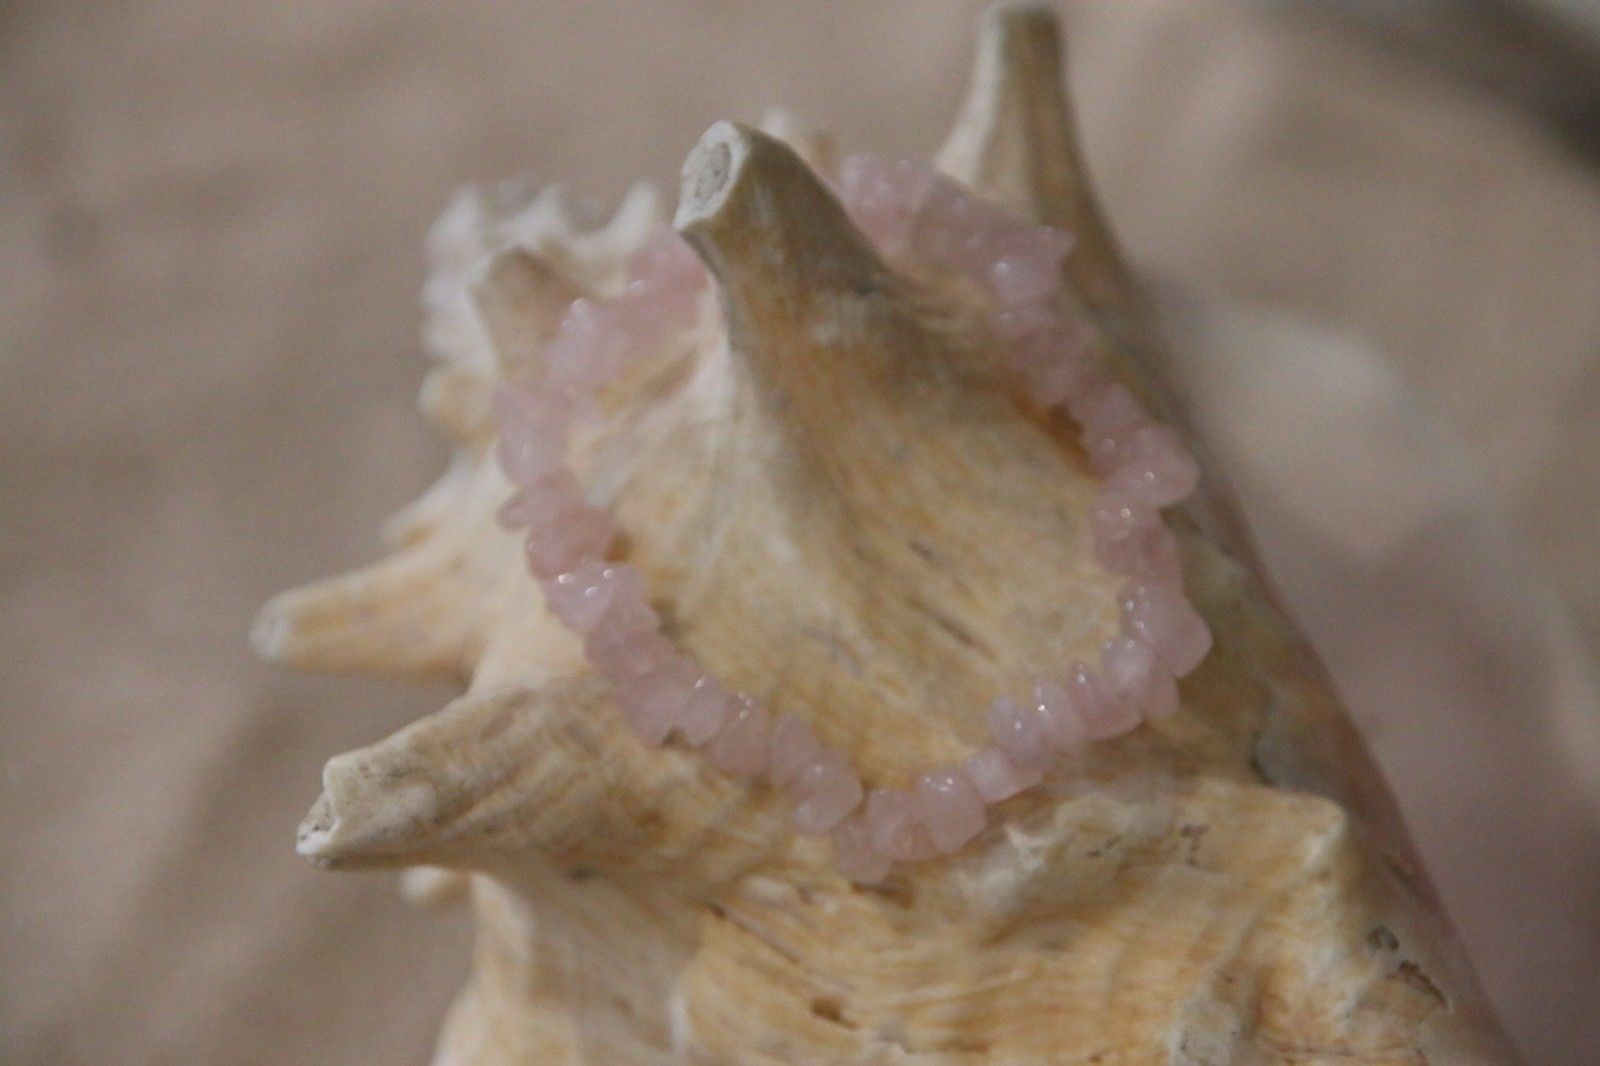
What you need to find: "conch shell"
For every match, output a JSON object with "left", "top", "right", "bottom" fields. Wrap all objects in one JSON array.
[{"left": 254, "top": 4, "right": 1518, "bottom": 1062}]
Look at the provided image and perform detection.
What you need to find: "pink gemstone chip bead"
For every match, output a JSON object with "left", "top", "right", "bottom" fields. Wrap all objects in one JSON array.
[
  {"left": 964, "top": 747, "right": 1041, "bottom": 804},
  {"left": 1066, "top": 659, "right": 1138, "bottom": 741},
  {"left": 792, "top": 749, "right": 865, "bottom": 836},
  {"left": 915, "top": 768, "right": 987, "bottom": 854},
  {"left": 1032, "top": 677, "right": 1086, "bottom": 753},
  {"left": 1106, "top": 425, "right": 1200, "bottom": 507},
  {"left": 629, "top": 224, "right": 709, "bottom": 291},
  {"left": 706, "top": 695, "right": 770, "bottom": 778},
  {"left": 908, "top": 176, "right": 1072, "bottom": 281},
  {"left": 678, "top": 676, "right": 734, "bottom": 745},
  {"left": 540, "top": 563, "right": 642, "bottom": 633},
  {"left": 1101, "top": 635, "right": 1181, "bottom": 724},
  {"left": 832, "top": 817, "right": 893, "bottom": 884},
  {"left": 987, "top": 695, "right": 1054, "bottom": 771},
  {"left": 1122, "top": 582, "right": 1213, "bottom": 676},
  {"left": 769, "top": 715, "right": 863, "bottom": 835},
  {"left": 523, "top": 505, "right": 615, "bottom": 580},
  {"left": 865, "top": 789, "right": 938, "bottom": 863},
  {"left": 616, "top": 654, "right": 700, "bottom": 747},
  {"left": 583, "top": 598, "right": 669, "bottom": 679},
  {"left": 838, "top": 155, "right": 937, "bottom": 257},
  {"left": 768, "top": 714, "right": 825, "bottom": 791}
]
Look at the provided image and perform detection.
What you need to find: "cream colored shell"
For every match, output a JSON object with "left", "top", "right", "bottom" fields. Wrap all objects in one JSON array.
[{"left": 254, "top": 5, "right": 1517, "bottom": 1062}]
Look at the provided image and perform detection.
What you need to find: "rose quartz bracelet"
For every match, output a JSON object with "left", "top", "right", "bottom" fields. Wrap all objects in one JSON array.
[{"left": 493, "top": 155, "right": 1211, "bottom": 882}]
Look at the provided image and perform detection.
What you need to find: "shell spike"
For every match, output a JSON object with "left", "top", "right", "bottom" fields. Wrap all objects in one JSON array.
[
  {"left": 296, "top": 679, "right": 772, "bottom": 874},
  {"left": 675, "top": 121, "right": 888, "bottom": 299},
  {"left": 936, "top": 1, "right": 1144, "bottom": 353},
  {"left": 592, "top": 181, "right": 662, "bottom": 259},
  {"left": 757, "top": 107, "right": 839, "bottom": 180},
  {"left": 250, "top": 546, "right": 478, "bottom": 681},
  {"left": 673, "top": 122, "right": 931, "bottom": 435},
  {"left": 295, "top": 685, "right": 556, "bottom": 870},
  {"left": 469, "top": 247, "right": 583, "bottom": 381}
]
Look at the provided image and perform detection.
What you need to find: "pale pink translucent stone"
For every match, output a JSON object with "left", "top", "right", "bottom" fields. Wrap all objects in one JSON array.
[
  {"left": 1092, "top": 488, "right": 1181, "bottom": 581},
  {"left": 1072, "top": 381, "right": 1150, "bottom": 474},
  {"left": 989, "top": 254, "right": 1059, "bottom": 307},
  {"left": 988, "top": 224, "right": 1073, "bottom": 267},
  {"left": 604, "top": 287, "right": 668, "bottom": 349},
  {"left": 906, "top": 178, "right": 1002, "bottom": 276},
  {"left": 583, "top": 591, "right": 668, "bottom": 677},
  {"left": 1105, "top": 425, "right": 1199, "bottom": 507},
  {"left": 500, "top": 469, "right": 586, "bottom": 531},
  {"left": 489, "top": 381, "right": 538, "bottom": 422},
  {"left": 991, "top": 300, "right": 1056, "bottom": 342},
  {"left": 614, "top": 224, "right": 709, "bottom": 352},
  {"left": 540, "top": 563, "right": 643, "bottom": 633},
  {"left": 1090, "top": 487, "right": 1157, "bottom": 552},
  {"left": 605, "top": 270, "right": 698, "bottom": 358},
  {"left": 492, "top": 379, "right": 581, "bottom": 424},
  {"left": 1122, "top": 582, "right": 1213, "bottom": 676},
  {"left": 1100, "top": 634, "right": 1156, "bottom": 697},
  {"left": 534, "top": 229, "right": 700, "bottom": 390},
  {"left": 523, "top": 503, "right": 615, "bottom": 579},
  {"left": 1071, "top": 379, "right": 1145, "bottom": 436},
  {"left": 497, "top": 484, "right": 551, "bottom": 530},
  {"left": 1067, "top": 659, "right": 1138, "bottom": 741},
  {"left": 544, "top": 298, "right": 641, "bottom": 390},
  {"left": 1079, "top": 417, "right": 1145, "bottom": 475},
  {"left": 915, "top": 767, "right": 987, "bottom": 854},
  {"left": 832, "top": 816, "right": 893, "bottom": 884},
  {"left": 1100, "top": 635, "right": 1181, "bottom": 723},
  {"left": 768, "top": 714, "right": 825, "bottom": 792},
  {"left": 615, "top": 653, "right": 700, "bottom": 747},
  {"left": 915, "top": 182, "right": 1062, "bottom": 280},
  {"left": 1084, "top": 427, "right": 1134, "bottom": 475},
  {"left": 1144, "top": 672, "right": 1182, "bottom": 720},
  {"left": 1099, "top": 520, "right": 1182, "bottom": 583},
  {"left": 494, "top": 387, "right": 572, "bottom": 486},
  {"left": 1033, "top": 677, "right": 1086, "bottom": 753},
  {"left": 509, "top": 464, "right": 578, "bottom": 514},
  {"left": 1010, "top": 322, "right": 1091, "bottom": 407},
  {"left": 587, "top": 625, "right": 674, "bottom": 683},
  {"left": 678, "top": 675, "right": 734, "bottom": 746},
  {"left": 838, "top": 155, "right": 936, "bottom": 256},
  {"left": 618, "top": 274, "right": 697, "bottom": 336},
  {"left": 986, "top": 695, "right": 1054, "bottom": 771},
  {"left": 706, "top": 694, "right": 770, "bottom": 778},
  {"left": 765, "top": 710, "right": 865, "bottom": 832},
  {"left": 627, "top": 224, "right": 707, "bottom": 292},
  {"left": 864, "top": 788, "right": 938, "bottom": 863},
  {"left": 792, "top": 748, "right": 865, "bottom": 835},
  {"left": 909, "top": 177, "right": 1072, "bottom": 280},
  {"left": 964, "top": 746, "right": 1041, "bottom": 804},
  {"left": 587, "top": 573, "right": 656, "bottom": 634}
]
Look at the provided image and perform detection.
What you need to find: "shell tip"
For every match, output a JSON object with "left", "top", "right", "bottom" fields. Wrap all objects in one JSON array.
[
  {"left": 249, "top": 597, "right": 294, "bottom": 662},
  {"left": 675, "top": 120, "right": 752, "bottom": 233}
]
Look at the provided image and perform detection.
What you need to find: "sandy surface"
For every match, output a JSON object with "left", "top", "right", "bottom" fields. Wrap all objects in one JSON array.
[{"left": 3, "top": 1, "right": 1598, "bottom": 1063}]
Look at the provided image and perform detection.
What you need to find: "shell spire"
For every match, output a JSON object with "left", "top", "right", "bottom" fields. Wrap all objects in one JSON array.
[
  {"left": 250, "top": 543, "right": 481, "bottom": 681},
  {"left": 674, "top": 122, "right": 927, "bottom": 454},
  {"left": 757, "top": 107, "right": 838, "bottom": 179},
  {"left": 937, "top": 2, "right": 1156, "bottom": 373}
]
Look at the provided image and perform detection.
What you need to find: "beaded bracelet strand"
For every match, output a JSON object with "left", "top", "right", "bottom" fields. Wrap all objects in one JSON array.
[{"left": 491, "top": 155, "right": 1211, "bottom": 882}]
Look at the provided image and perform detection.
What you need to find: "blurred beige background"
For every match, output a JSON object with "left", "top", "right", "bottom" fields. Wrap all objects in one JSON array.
[{"left": 3, "top": 1, "right": 1599, "bottom": 1063}]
